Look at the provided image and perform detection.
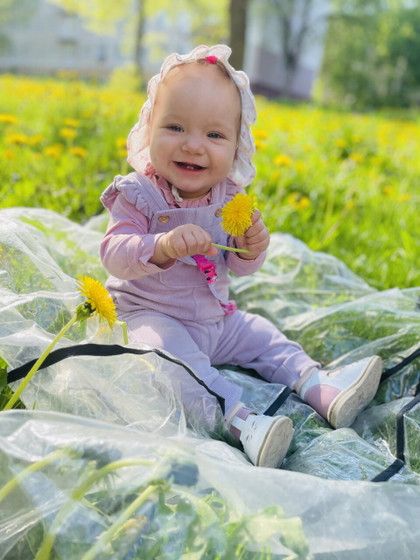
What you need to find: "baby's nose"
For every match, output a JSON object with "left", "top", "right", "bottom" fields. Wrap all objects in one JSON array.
[{"left": 182, "top": 134, "right": 204, "bottom": 154}]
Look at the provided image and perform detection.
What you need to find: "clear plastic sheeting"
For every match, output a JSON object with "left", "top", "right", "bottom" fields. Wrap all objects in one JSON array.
[{"left": 1, "top": 207, "right": 420, "bottom": 559}]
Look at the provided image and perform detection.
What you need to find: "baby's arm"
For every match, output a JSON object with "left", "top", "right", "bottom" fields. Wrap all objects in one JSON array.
[{"left": 101, "top": 195, "right": 218, "bottom": 278}]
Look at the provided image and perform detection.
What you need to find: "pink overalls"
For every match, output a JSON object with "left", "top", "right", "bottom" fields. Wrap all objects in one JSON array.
[{"left": 100, "top": 173, "right": 319, "bottom": 430}]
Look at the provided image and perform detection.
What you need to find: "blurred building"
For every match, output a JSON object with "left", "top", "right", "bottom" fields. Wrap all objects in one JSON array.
[
  {"left": 0, "top": 0, "right": 190, "bottom": 79},
  {"left": 245, "top": 0, "right": 329, "bottom": 99}
]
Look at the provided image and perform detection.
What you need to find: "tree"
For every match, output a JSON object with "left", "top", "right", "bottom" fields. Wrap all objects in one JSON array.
[
  {"left": 229, "top": 0, "right": 248, "bottom": 69},
  {"left": 320, "top": 0, "right": 420, "bottom": 107}
]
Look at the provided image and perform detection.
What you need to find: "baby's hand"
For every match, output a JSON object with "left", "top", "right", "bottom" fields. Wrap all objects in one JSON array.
[
  {"left": 235, "top": 210, "right": 270, "bottom": 259},
  {"left": 157, "top": 224, "right": 218, "bottom": 261}
]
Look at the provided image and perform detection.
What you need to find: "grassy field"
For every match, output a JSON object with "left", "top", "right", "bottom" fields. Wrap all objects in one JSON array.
[{"left": 1, "top": 74, "right": 419, "bottom": 291}]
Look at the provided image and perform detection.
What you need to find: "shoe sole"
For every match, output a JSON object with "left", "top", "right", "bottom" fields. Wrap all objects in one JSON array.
[
  {"left": 327, "top": 356, "right": 382, "bottom": 428},
  {"left": 256, "top": 416, "right": 294, "bottom": 468}
]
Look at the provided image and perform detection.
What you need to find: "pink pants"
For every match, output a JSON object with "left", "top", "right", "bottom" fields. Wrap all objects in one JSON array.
[{"left": 120, "top": 309, "right": 319, "bottom": 430}]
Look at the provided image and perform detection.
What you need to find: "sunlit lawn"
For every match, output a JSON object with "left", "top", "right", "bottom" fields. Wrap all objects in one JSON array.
[{"left": 1, "top": 74, "right": 419, "bottom": 290}]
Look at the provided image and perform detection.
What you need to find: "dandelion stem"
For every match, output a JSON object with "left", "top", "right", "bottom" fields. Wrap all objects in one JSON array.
[
  {"left": 117, "top": 320, "right": 128, "bottom": 345},
  {"left": 212, "top": 243, "right": 250, "bottom": 253},
  {"left": 4, "top": 314, "right": 78, "bottom": 410},
  {"left": 80, "top": 482, "right": 160, "bottom": 560},
  {"left": 0, "top": 448, "right": 73, "bottom": 502}
]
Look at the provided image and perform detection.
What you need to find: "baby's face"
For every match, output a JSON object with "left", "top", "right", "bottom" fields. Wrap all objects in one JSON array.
[{"left": 148, "top": 63, "right": 241, "bottom": 200}]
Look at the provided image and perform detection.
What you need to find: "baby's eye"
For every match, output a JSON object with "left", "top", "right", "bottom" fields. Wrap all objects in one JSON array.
[
  {"left": 208, "top": 132, "right": 223, "bottom": 139},
  {"left": 168, "top": 125, "right": 183, "bottom": 132}
]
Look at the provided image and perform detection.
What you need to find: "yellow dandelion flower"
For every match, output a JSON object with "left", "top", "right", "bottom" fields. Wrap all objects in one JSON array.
[
  {"left": 285, "top": 192, "right": 311, "bottom": 210},
  {"left": 252, "top": 129, "right": 269, "bottom": 140},
  {"left": 76, "top": 275, "right": 117, "bottom": 328},
  {"left": 4, "top": 275, "right": 117, "bottom": 410},
  {"left": 60, "top": 127, "right": 77, "bottom": 139},
  {"left": 44, "top": 144, "right": 63, "bottom": 158},
  {"left": 296, "top": 196, "right": 310, "bottom": 209},
  {"left": 398, "top": 193, "right": 411, "bottom": 202},
  {"left": 63, "top": 118, "right": 80, "bottom": 128},
  {"left": 274, "top": 154, "right": 292, "bottom": 166},
  {"left": 220, "top": 192, "right": 257, "bottom": 237},
  {"left": 349, "top": 152, "right": 364, "bottom": 163},
  {"left": 6, "top": 133, "right": 30, "bottom": 145},
  {"left": 383, "top": 185, "right": 395, "bottom": 197},
  {"left": 116, "top": 137, "right": 127, "bottom": 149},
  {"left": 334, "top": 138, "right": 347, "bottom": 148},
  {"left": 0, "top": 114, "right": 18, "bottom": 125},
  {"left": 69, "top": 146, "right": 88, "bottom": 158},
  {"left": 4, "top": 149, "right": 15, "bottom": 160},
  {"left": 254, "top": 140, "right": 266, "bottom": 151}
]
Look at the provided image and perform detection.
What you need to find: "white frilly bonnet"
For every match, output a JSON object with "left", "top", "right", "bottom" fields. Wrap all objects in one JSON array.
[{"left": 127, "top": 44, "right": 257, "bottom": 188}]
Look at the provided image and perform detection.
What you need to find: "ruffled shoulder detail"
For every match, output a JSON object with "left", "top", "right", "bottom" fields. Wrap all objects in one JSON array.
[
  {"left": 100, "top": 172, "right": 164, "bottom": 218},
  {"left": 224, "top": 177, "right": 244, "bottom": 202}
]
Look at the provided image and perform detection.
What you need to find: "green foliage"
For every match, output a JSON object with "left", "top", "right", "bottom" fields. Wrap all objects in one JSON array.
[
  {"left": 0, "top": 355, "right": 25, "bottom": 409},
  {"left": 320, "top": 0, "right": 420, "bottom": 108}
]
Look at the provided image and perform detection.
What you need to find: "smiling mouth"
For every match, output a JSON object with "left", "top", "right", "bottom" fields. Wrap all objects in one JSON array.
[{"left": 175, "top": 162, "right": 205, "bottom": 171}]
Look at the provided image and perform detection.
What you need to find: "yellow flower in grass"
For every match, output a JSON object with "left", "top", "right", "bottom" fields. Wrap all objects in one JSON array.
[
  {"left": 220, "top": 192, "right": 257, "bottom": 236},
  {"left": 348, "top": 152, "right": 364, "bottom": 163},
  {"left": 69, "top": 146, "right": 88, "bottom": 158},
  {"left": 116, "top": 137, "right": 127, "bottom": 149},
  {"left": 6, "top": 133, "right": 30, "bottom": 145},
  {"left": 44, "top": 144, "right": 63, "bottom": 158},
  {"left": 0, "top": 114, "right": 18, "bottom": 125},
  {"left": 286, "top": 192, "right": 311, "bottom": 210},
  {"left": 60, "top": 127, "right": 77, "bottom": 140},
  {"left": 76, "top": 275, "right": 117, "bottom": 328},
  {"left": 383, "top": 185, "right": 395, "bottom": 197},
  {"left": 252, "top": 129, "right": 269, "bottom": 140},
  {"left": 274, "top": 154, "right": 292, "bottom": 167},
  {"left": 4, "top": 149, "right": 15, "bottom": 160},
  {"left": 4, "top": 276, "right": 117, "bottom": 410},
  {"left": 63, "top": 118, "right": 80, "bottom": 128}
]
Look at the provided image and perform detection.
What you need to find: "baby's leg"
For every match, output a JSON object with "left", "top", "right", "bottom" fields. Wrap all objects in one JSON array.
[
  {"left": 212, "top": 310, "right": 319, "bottom": 388},
  {"left": 215, "top": 310, "right": 382, "bottom": 429},
  {"left": 119, "top": 310, "right": 242, "bottom": 432}
]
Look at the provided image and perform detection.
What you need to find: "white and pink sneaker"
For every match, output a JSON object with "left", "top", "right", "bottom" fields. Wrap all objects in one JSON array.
[
  {"left": 296, "top": 356, "right": 383, "bottom": 428},
  {"left": 226, "top": 405, "right": 294, "bottom": 468}
]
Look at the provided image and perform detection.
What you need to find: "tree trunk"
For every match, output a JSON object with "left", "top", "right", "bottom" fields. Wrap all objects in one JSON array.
[
  {"left": 134, "top": 0, "right": 145, "bottom": 83},
  {"left": 229, "top": 0, "right": 248, "bottom": 69}
]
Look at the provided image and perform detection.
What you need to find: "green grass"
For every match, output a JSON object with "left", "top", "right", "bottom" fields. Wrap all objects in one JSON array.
[{"left": 1, "top": 74, "right": 419, "bottom": 290}]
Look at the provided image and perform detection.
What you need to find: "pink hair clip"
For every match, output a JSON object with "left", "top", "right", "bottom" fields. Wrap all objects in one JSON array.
[{"left": 205, "top": 55, "right": 218, "bottom": 64}]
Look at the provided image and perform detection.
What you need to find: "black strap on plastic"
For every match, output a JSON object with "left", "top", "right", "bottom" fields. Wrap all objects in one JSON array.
[
  {"left": 7, "top": 341, "right": 420, "bottom": 481},
  {"left": 263, "top": 387, "right": 292, "bottom": 416},
  {"left": 371, "top": 392, "right": 420, "bottom": 482},
  {"left": 6, "top": 343, "right": 226, "bottom": 414},
  {"left": 380, "top": 346, "right": 420, "bottom": 382}
]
